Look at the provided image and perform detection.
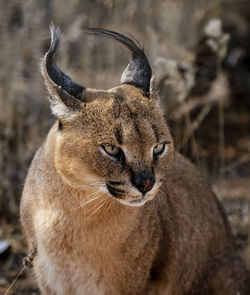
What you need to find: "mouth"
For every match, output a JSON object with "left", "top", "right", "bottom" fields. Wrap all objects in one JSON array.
[
  {"left": 106, "top": 183, "right": 146, "bottom": 206},
  {"left": 106, "top": 183, "right": 125, "bottom": 198},
  {"left": 106, "top": 180, "right": 160, "bottom": 207}
]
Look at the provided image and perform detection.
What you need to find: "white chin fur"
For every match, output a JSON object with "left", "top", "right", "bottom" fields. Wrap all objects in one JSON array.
[{"left": 117, "top": 198, "right": 148, "bottom": 207}]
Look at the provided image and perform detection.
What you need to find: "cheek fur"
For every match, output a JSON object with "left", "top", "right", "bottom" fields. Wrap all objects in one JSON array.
[
  {"left": 54, "top": 129, "right": 174, "bottom": 191},
  {"left": 54, "top": 138, "right": 103, "bottom": 188},
  {"left": 55, "top": 138, "right": 127, "bottom": 186}
]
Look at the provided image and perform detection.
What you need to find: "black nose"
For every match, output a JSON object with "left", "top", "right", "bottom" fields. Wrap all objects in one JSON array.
[{"left": 131, "top": 172, "right": 155, "bottom": 194}]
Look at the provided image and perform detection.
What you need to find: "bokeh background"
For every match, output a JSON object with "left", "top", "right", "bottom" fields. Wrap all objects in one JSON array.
[{"left": 1, "top": 0, "right": 250, "bottom": 293}]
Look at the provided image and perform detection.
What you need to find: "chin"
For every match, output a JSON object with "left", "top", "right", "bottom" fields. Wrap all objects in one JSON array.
[{"left": 117, "top": 196, "right": 154, "bottom": 207}]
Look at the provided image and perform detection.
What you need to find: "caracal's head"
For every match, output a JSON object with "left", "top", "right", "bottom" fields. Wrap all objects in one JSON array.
[{"left": 41, "top": 25, "right": 174, "bottom": 207}]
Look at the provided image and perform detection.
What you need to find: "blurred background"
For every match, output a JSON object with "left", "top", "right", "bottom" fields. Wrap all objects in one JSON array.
[{"left": 0, "top": 0, "right": 250, "bottom": 293}]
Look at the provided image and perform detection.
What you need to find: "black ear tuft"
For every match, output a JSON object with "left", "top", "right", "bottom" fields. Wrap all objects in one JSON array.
[
  {"left": 84, "top": 27, "right": 152, "bottom": 93},
  {"left": 45, "top": 24, "right": 85, "bottom": 100},
  {"left": 41, "top": 23, "right": 85, "bottom": 109}
]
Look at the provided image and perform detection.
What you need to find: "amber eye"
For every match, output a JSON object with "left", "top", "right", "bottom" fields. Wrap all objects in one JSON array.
[
  {"left": 102, "top": 144, "right": 120, "bottom": 157},
  {"left": 153, "top": 143, "right": 166, "bottom": 158}
]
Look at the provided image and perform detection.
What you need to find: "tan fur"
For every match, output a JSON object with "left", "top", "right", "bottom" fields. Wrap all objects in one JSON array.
[{"left": 20, "top": 32, "right": 248, "bottom": 294}]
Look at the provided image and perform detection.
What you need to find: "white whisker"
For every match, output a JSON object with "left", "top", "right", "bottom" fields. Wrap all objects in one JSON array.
[
  {"left": 72, "top": 194, "right": 102, "bottom": 210},
  {"left": 106, "top": 198, "right": 114, "bottom": 213},
  {"left": 87, "top": 197, "right": 107, "bottom": 219}
]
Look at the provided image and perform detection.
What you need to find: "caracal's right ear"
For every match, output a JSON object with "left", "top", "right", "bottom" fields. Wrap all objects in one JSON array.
[{"left": 41, "top": 24, "right": 86, "bottom": 118}]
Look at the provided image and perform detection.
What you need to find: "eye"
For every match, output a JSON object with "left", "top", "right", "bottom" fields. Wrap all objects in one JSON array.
[
  {"left": 102, "top": 144, "right": 120, "bottom": 157},
  {"left": 153, "top": 142, "right": 166, "bottom": 158}
]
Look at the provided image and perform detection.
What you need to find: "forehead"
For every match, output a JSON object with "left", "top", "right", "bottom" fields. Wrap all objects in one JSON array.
[
  {"left": 115, "top": 101, "right": 163, "bottom": 146},
  {"left": 79, "top": 85, "right": 167, "bottom": 145}
]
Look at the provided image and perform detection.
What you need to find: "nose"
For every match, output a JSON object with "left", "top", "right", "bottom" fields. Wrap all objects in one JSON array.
[{"left": 131, "top": 172, "right": 155, "bottom": 194}]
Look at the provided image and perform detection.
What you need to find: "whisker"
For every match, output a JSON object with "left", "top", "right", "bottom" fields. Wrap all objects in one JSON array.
[
  {"left": 72, "top": 194, "right": 102, "bottom": 210},
  {"left": 87, "top": 197, "right": 107, "bottom": 219},
  {"left": 87, "top": 192, "right": 114, "bottom": 218},
  {"left": 104, "top": 197, "right": 116, "bottom": 216},
  {"left": 80, "top": 190, "right": 103, "bottom": 202},
  {"left": 106, "top": 198, "right": 114, "bottom": 212},
  {"left": 86, "top": 191, "right": 101, "bottom": 199},
  {"left": 82, "top": 195, "right": 105, "bottom": 217},
  {"left": 84, "top": 193, "right": 108, "bottom": 212},
  {"left": 86, "top": 180, "right": 106, "bottom": 185}
]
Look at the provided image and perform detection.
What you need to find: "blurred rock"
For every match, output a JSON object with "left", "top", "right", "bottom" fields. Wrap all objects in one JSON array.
[
  {"left": 205, "top": 19, "right": 230, "bottom": 60},
  {"left": 155, "top": 58, "right": 195, "bottom": 112},
  {"left": 191, "top": 19, "right": 229, "bottom": 96}
]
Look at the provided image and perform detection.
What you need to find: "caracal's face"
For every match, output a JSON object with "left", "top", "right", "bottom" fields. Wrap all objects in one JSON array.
[{"left": 54, "top": 85, "right": 174, "bottom": 207}]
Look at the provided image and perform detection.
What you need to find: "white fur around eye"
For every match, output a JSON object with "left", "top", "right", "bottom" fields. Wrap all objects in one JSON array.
[
  {"left": 153, "top": 142, "right": 168, "bottom": 158},
  {"left": 154, "top": 143, "right": 164, "bottom": 154}
]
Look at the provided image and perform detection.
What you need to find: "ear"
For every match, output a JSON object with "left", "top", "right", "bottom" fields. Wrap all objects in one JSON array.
[
  {"left": 120, "top": 50, "right": 152, "bottom": 93},
  {"left": 41, "top": 24, "right": 85, "bottom": 118},
  {"left": 83, "top": 27, "right": 152, "bottom": 94}
]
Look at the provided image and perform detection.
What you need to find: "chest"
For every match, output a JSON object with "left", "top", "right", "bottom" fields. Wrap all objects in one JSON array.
[{"left": 34, "top": 207, "right": 160, "bottom": 294}]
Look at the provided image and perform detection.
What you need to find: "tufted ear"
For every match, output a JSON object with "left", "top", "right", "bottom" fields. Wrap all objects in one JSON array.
[
  {"left": 120, "top": 43, "right": 152, "bottom": 93},
  {"left": 41, "top": 24, "right": 85, "bottom": 118},
  {"left": 84, "top": 27, "right": 152, "bottom": 94}
]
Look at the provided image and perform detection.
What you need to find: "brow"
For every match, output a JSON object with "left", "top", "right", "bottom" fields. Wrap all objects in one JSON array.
[
  {"left": 152, "top": 124, "right": 160, "bottom": 142},
  {"left": 115, "top": 128, "right": 123, "bottom": 145}
]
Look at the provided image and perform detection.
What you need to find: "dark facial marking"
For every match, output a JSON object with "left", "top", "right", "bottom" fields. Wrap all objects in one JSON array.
[
  {"left": 133, "top": 120, "right": 143, "bottom": 139},
  {"left": 152, "top": 124, "right": 160, "bottom": 142},
  {"left": 111, "top": 150, "right": 126, "bottom": 173},
  {"left": 107, "top": 184, "right": 125, "bottom": 198},
  {"left": 124, "top": 104, "right": 145, "bottom": 141},
  {"left": 115, "top": 128, "right": 123, "bottom": 145},
  {"left": 115, "top": 149, "right": 125, "bottom": 165},
  {"left": 112, "top": 99, "right": 122, "bottom": 119},
  {"left": 108, "top": 181, "right": 125, "bottom": 186},
  {"left": 58, "top": 119, "right": 63, "bottom": 131},
  {"left": 115, "top": 93, "right": 125, "bottom": 103}
]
